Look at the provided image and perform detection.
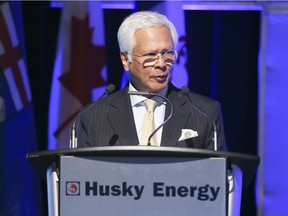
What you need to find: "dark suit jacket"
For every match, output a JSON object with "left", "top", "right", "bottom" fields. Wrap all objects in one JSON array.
[{"left": 77, "top": 83, "right": 227, "bottom": 151}]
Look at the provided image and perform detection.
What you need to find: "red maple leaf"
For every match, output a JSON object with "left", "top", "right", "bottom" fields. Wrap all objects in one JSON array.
[
  {"left": 54, "top": 15, "right": 106, "bottom": 138},
  {"left": 59, "top": 15, "right": 106, "bottom": 106}
]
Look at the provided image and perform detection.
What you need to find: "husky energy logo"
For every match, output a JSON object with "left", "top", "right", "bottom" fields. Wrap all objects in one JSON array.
[{"left": 66, "top": 182, "right": 80, "bottom": 195}]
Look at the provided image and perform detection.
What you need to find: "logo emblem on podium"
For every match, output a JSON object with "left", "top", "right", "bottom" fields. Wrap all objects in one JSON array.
[{"left": 66, "top": 182, "right": 80, "bottom": 195}]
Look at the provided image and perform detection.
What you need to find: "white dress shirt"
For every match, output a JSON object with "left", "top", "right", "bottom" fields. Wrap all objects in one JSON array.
[{"left": 129, "top": 83, "right": 167, "bottom": 145}]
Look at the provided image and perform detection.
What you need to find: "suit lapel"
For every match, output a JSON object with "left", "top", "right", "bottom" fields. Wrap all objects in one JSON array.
[
  {"left": 108, "top": 88, "right": 139, "bottom": 145},
  {"left": 161, "top": 87, "right": 191, "bottom": 146}
]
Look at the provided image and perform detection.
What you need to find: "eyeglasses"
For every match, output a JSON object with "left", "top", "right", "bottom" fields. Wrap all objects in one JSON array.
[{"left": 129, "top": 50, "right": 177, "bottom": 67}]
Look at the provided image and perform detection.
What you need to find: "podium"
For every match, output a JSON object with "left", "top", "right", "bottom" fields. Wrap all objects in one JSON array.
[{"left": 27, "top": 146, "right": 259, "bottom": 216}]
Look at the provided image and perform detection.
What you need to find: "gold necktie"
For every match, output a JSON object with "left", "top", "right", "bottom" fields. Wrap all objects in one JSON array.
[{"left": 141, "top": 99, "right": 158, "bottom": 146}]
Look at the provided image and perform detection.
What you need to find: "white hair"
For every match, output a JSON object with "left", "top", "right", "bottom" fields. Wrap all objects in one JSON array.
[{"left": 117, "top": 11, "right": 178, "bottom": 61}]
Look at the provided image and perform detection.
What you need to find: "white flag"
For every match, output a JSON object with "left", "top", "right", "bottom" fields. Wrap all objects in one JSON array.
[{"left": 49, "top": 1, "right": 107, "bottom": 149}]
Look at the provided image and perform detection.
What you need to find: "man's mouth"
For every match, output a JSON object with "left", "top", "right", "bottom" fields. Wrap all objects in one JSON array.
[{"left": 153, "top": 73, "right": 168, "bottom": 81}]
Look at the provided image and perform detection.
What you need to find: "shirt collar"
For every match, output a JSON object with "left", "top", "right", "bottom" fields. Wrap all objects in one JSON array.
[{"left": 129, "top": 83, "right": 168, "bottom": 107}]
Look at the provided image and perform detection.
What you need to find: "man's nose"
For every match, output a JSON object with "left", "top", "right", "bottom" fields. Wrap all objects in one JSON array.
[{"left": 154, "top": 55, "right": 167, "bottom": 68}]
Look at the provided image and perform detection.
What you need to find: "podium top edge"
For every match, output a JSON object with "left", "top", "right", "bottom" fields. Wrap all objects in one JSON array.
[{"left": 27, "top": 146, "right": 260, "bottom": 161}]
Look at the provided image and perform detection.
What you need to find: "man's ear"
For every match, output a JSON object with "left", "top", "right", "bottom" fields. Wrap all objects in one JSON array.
[{"left": 120, "top": 52, "right": 130, "bottom": 71}]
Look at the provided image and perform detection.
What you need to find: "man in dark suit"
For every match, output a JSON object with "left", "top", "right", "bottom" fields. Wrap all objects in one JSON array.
[{"left": 76, "top": 11, "right": 227, "bottom": 151}]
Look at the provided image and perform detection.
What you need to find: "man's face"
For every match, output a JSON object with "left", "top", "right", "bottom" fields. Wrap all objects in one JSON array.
[{"left": 121, "top": 26, "right": 175, "bottom": 93}]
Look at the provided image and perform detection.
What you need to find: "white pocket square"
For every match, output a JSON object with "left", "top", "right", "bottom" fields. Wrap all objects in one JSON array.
[{"left": 178, "top": 129, "right": 198, "bottom": 141}]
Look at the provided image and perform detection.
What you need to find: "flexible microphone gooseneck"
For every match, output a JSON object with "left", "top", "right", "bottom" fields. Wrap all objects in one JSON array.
[
  {"left": 70, "top": 84, "right": 116, "bottom": 148},
  {"left": 127, "top": 91, "right": 174, "bottom": 146},
  {"left": 180, "top": 86, "right": 218, "bottom": 151}
]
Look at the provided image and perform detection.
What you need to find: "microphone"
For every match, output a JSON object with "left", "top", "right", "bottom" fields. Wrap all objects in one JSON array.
[
  {"left": 180, "top": 86, "right": 218, "bottom": 151},
  {"left": 99, "top": 83, "right": 116, "bottom": 99},
  {"left": 127, "top": 91, "right": 174, "bottom": 146},
  {"left": 70, "top": 84, "right": 116, "bottom": 148}
]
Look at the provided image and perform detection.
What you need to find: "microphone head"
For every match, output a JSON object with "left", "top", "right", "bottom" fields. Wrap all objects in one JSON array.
[
  {"left": 180, "top": 86, "right": 190, "bottom": 95},
  {"left": 106, "top": 84, "right": 116, "bottom": 94}
]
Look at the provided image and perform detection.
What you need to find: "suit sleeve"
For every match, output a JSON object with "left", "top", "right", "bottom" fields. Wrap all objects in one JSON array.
[{"left": 76, "top": 113, "right": 92, "bottom": 148}]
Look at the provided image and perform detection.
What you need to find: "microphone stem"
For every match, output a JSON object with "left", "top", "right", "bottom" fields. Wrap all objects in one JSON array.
[
  {"left": 182, "top": 87, "right": 218, "bottom": 151},
  {"left": 70, "top": 121, "right": 77, "bottom": 148},
  {"left": 213, "top": 123, "right": 218, "bottom": 151},
  {"left": 69, "top": 84, "right": 116, "bottom": 148}
]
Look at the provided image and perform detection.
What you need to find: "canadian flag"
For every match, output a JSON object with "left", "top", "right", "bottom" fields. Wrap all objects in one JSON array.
[{"left": 49, "top": 2, "right": 107, "bottom": 149}]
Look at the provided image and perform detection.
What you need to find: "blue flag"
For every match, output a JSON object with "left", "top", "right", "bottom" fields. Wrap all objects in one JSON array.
[{"left": 0, "top": 2, "right": 43, "bottom": 215}]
